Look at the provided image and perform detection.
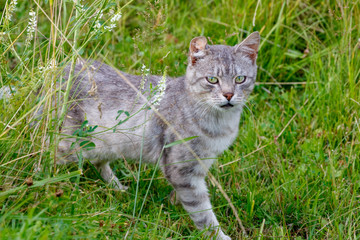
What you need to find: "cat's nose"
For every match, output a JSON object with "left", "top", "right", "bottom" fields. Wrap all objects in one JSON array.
[{"left": 223, "top": 92, "right": 234, "bottom": 101}]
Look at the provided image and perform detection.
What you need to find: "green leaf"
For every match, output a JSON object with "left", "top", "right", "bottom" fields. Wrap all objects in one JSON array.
[
  {"left": 285, "top": 49, "right": 303, "bottom": 59},
  {"left": 116, "top": 110, "right": 124, "bottom": 120},
  {"left": 87, "top": 125, "right": 98, "bottom": 133},
  {"left": 80, "top": 141, "right": 96, "bottom": 151},
  {"left": 164, "top": 136, "right": 198, "bottom": 149},
  {"left": 116, "top": 110, "right": 130, "bottom": 120},
  {"left": 80, "top": 120, "right": 89, "bottom": 128}
]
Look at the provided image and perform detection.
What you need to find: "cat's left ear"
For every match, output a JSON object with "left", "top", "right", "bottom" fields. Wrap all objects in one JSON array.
[
  {"left": 234, "top": 32, "right": 260, "bottom": 64},
  {"left": 189, "top": 36, "right": 208, "bottom": 65}
]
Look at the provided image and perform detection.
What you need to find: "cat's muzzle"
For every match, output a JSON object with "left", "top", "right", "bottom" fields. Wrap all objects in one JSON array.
[{"left": 220, "top": 102, "right": 234, "bottom": 108}]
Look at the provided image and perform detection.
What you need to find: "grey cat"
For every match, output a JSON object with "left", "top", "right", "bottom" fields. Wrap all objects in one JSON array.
[{"left": 59, "top": 32, "right": 260, "bottom": 240}]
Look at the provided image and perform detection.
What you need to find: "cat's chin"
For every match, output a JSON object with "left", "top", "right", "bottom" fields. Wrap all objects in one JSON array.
[
  {"left": 216, "top": 102, "right": 243, "bottom": 112},
  {"left": 220, "top": 103, "right": 234, "bottom": 109}
]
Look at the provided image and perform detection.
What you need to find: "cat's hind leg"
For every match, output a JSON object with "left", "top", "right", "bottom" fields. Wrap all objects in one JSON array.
[{"left": 94, "top": 162, "right": 128, "bottom": 191}]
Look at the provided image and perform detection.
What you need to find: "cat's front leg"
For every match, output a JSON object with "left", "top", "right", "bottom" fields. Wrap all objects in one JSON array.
[
  {"left": 94, "top": 161, "right": 128, "bottom": 191},
  {"left": 165, "top": 167, "right": 230, "bottom": 240}
]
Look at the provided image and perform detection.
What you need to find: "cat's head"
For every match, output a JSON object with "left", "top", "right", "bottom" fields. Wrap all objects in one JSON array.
[{"left": 185, "top": 32, "right": 260, "bottom": 112}]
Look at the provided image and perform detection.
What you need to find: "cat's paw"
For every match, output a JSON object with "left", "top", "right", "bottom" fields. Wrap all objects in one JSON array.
[
  {"left": 111, "top": 180, "right": 128, "bottom": 191},
  {"left": 206, "top": 229, "right": 231, "bottom": 240},
  {"left": 215, "top": 232, "right": 231, "bottom": 240},
  {"left": 114, "top": 184, "right": 129, "bottom": 191},
  {"left": 218, "top": 235, "right": 231, "bottom": 240}
]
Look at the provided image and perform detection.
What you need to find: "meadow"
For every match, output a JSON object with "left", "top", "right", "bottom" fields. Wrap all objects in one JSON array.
[{"left": 0, "top": 0, "right": 359, "bottom": 239}]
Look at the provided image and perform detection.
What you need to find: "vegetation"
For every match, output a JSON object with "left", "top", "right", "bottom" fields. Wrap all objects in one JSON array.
[{"left": 0, "top": 0, "right": 359, "bottom": 239}]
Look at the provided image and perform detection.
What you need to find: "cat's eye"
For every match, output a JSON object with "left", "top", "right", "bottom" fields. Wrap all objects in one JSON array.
[
  {"left": 235, "top": 75, "right": 246, "bottom": 84},
  {"left": 206, "top": 76, "right": 219, "bottom": 84}
]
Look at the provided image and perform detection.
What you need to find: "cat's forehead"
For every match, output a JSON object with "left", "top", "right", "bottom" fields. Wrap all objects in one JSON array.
[
  {"left": 208, "top": 45, "right": 234, "bottom": 57},
  {"left": 196, "top": 45, "right": 257, "bottom": 77}
]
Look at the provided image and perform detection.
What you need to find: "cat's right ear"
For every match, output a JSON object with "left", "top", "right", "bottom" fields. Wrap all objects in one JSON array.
[{"left": 189, "top": 36, "right": 208, "bottom": 65}]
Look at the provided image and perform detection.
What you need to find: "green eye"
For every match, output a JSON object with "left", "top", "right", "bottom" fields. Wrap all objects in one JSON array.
[
  {"left": 206, "top": 76, "right": 219, "bottom": 84},
  {"left": 235, "top": 75, "right": 246, "bottom": 84}
]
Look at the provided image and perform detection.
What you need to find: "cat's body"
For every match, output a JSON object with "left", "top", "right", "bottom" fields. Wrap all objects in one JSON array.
[{"left": 59, "top": 32, "right": 260, "bottom": 240}]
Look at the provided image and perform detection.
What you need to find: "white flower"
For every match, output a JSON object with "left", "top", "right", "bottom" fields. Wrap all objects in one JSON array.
[
  {"left": 5, "top": 0, "right": 17, "bottom": 22},
  {"left": 39, "top": 59, "right": 57, "bottom": 74},
  {"left": 91, "top": 9, "right": 121, "bottom": 35},
  {"left": 25, "top": 10, "right": 37, "bottom": 46},
  {"left": 152, "top": 70, "right": 167, "bottom": 106},
  {"left": 91, "top": 10, "right": 104, "bottom": 35},
  {"left": 98, "top": 11, "right": 103, "bottom": 19},
  {"left": 72, "top": 0, "right": 85, "bottom": 13},
  {"left": 111, "top": 12, "right": 122, "bottom": 22},
  {"left": 0, "top": 32, "right": 5, "bottom": 41},
  {"left": 0, "top": 86, "right": 16, "bottom": 101},
  {"left": 104, "top": 12, "right": 122, "bottom": 32},
  {"left": 94, "top": 21, "right": 102, "bottom": 29},
  {"left": 141, "top": 64, "right": 150, "bottom": 76},
  {"left": 104, "top": 24, "right": 116, "bottom": 31},
  {"left": 139, "top": 64, "right": 150, "bottom": 91}
]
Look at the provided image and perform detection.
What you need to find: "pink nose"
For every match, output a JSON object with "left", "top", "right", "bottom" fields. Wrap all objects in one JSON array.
[{"left": 223, "top": 92, "right": 234, "bottom": 101}]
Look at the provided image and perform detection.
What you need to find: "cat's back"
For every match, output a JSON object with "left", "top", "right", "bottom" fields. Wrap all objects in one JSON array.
[
  {"left": 61, "top": 60, "right": 169, "bottom": 137},
  {"left": 65, "top": 60, "right": 160, "bottom": 108}
]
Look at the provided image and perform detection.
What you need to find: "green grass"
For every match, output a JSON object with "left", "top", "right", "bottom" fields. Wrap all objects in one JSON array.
[{"left": 1, "top": 0, "right": 360, "bottom": 239}]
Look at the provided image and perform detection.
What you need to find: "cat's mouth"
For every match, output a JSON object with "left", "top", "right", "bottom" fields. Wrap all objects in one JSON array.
[{"left": 220, "top": 103, "right": 234, "bottom": 108}]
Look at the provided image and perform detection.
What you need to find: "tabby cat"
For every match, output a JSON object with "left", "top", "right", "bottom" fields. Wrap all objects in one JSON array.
[{"left": 59, "top": 32, "right": 260, "bottom": 239}]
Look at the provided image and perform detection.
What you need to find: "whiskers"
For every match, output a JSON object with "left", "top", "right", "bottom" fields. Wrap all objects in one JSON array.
[
  {"left": 243, "top": 102, "right": 252, "bottom": 114},
  {"left": 184, "top": 95, "right": 248, "bottom": 122},
  {"left": 186, "top": 98, "right": 217, "bottom": 120}
]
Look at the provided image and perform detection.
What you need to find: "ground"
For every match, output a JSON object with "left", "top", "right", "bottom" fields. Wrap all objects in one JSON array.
[{"left": 0, "top": 0, "right": 359, "bottom": 239}]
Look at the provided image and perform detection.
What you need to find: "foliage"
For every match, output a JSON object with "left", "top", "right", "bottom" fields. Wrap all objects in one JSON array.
[{"left": 0, "top": 0, "right": 359, "bottom": 239}]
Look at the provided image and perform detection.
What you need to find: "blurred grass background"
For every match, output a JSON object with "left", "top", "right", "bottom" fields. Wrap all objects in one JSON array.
[{"left": 0, "top": 0, "right": 359, "bottom": 239}]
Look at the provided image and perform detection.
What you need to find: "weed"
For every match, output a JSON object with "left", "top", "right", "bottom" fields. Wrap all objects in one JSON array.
[{"left": 0, "top": 0, "right": 359, "bottom": 239}]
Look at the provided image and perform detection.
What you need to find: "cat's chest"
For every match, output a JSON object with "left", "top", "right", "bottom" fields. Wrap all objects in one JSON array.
[
  {"left": 196, "top": 113, "right": 240, "bottom": 155},
  {"left": 203, "top": 132, "right": 237, "bottom": 156}
]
